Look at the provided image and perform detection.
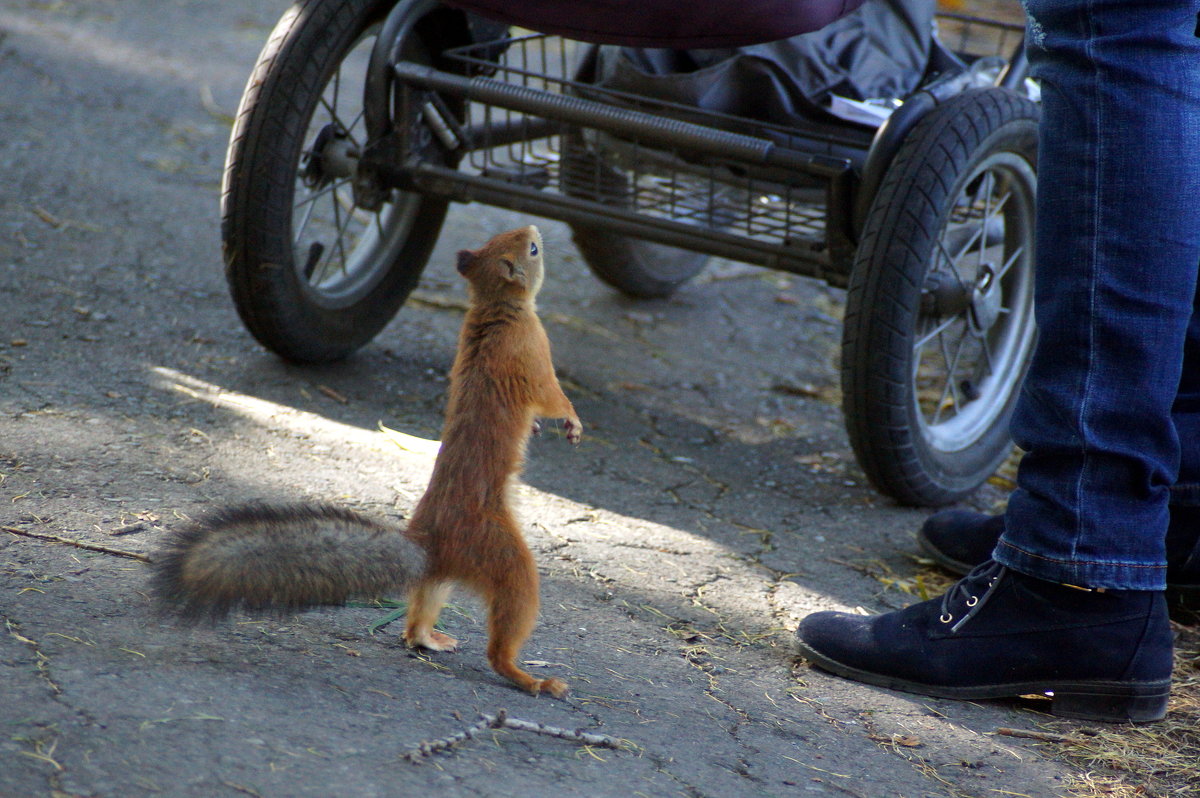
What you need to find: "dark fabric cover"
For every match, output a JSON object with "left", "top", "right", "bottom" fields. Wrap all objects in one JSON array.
[
  {"left": 581, "top": 0, "right": 934, "bottom": 128},
  {"left": 440, "top": 0, "right": 868, "bottom": 48}
]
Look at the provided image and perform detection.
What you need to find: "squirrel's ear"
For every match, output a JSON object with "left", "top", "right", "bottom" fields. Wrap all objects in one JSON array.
[
  {"left": 456, "top": 249, "right": 476, "bottom": 275},
  {"left": 501, "top": 258, "right": 520, "bottom": 283}
]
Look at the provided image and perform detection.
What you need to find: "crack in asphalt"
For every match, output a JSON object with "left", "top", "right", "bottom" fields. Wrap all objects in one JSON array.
[
  {"left": 3, "top": 614, "right": 84, "bottom": 796},
  {"left": 5, "top": 615, "right": 63, "bottom": 696}
]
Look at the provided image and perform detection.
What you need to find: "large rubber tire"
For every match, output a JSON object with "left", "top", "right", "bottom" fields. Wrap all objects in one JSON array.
[
  {"left": 841, "top": 88, "right": 1039, "bottom": 506},
  {"left": 570, "top": 228, "right": 710, "bottom": 299},
  {"left": 221, "top": 0, "right": 450, "bottom": 364},
  {"left": 562, "top": 138, "right": 709, "bottom": 299}
]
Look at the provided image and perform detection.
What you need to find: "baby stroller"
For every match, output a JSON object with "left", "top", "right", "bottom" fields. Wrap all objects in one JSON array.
[{"left": 220, "top": 0, "right": 1036, "bottom": 507}]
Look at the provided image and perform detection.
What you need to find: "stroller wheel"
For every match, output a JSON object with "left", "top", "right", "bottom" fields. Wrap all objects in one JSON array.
[
  {"left": 221, "top": 0, "right": 453, "bottom": 364},
  {"left": 842, "top": 88, "right": 1039, "bottom": 506},
  {"left": 570, "top": 227, "right": 709, "bottom": 300},
  {"left": 561, "top": 134, "right": 709, "bottom": 298}
]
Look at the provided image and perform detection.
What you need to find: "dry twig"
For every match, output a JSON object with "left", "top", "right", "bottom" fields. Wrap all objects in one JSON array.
[
  {"left": 995, "top": 727, "right": 1079, "bottom": 745},
  {"left": 3, "top": 526, "right": 151, "bottom": 562},
  {"left": 402, "top": 709, "right": 628, "bottom": 762}
]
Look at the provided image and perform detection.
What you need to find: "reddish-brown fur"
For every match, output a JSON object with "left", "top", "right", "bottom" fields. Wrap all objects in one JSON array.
[{"left": 401, "top": 225, "right": 580, "bottom": 697}]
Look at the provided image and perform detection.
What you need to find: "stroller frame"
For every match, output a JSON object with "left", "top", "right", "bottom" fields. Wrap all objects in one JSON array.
[
  {"left": 220, "top": 0, "right": 1037, "bottom": 506},
  {"left": 354, "top": 1, "right": 1027, "bottom": 289}
]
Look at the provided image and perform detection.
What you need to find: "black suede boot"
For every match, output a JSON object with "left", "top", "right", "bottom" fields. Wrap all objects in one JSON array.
[
  {"left": 916, "top": 509, "right": 1005, "bottom": 573},
  {"left": 918, "top": 509, "right": 1200, "bottom": 618},
  {"left": 795, "top": 562, "right": 1173, "bottom": 722}
]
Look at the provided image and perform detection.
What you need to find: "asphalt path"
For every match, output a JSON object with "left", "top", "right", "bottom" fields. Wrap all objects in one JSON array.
[{"left": 0, "top": 3, "right": 1079, "bottom": 797}]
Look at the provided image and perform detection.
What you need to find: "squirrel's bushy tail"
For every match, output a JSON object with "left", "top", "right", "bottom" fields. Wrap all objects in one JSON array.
[{"left": 151, "top": 503, "right": 426, "bottom": 622}]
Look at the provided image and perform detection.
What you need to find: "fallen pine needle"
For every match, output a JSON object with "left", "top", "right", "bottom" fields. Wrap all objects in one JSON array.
[
  {"left": 403, "top": 709, "right": 629, "bottom": 762},
  {"left": 317, "top": 384, "right": 348, "bottom": 404},
  {"left": 32, "top": 205, "right": 62, "bottom": 228}
]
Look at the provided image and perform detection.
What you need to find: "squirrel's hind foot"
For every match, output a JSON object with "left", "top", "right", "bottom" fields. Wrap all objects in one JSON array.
[
  {"left": 531, "top": 677, "right": 569, "bottom": 698},
  {"left": 404, "top": 628, "right": 459, "bottom": 652}
]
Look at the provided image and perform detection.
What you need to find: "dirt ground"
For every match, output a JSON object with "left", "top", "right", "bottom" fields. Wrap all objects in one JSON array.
[{"left": 0, "top": 2, "right": 1148, "bottom": 797}]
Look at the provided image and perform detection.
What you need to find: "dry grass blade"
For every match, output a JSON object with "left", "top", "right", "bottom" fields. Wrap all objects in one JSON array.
[
  {"left": 895, "top": 561, "right": 1200, "bottom": 796},
  {"left": 1022, "top": 623, "right": 1200, "bottom": 798}
]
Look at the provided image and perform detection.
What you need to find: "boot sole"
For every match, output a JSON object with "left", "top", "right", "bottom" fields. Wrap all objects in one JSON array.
[{"left": 796, "top": 639, "right": 1170, "bottom": 723}]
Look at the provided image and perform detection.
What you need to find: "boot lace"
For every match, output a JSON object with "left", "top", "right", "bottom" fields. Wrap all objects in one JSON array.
[{"left": 939, "top": 560, "right": 1006, "bottom": 633}]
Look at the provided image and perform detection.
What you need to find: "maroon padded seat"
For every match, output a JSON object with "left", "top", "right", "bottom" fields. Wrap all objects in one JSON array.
[{"left": 440, "top": 0, "right": 869, "bottom": 48}]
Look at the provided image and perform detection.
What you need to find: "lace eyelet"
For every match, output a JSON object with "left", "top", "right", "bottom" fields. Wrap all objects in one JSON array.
[
  {"left": 940, "top": 613, "right": 953, "bottom": 623},
  {"left": 966, "top": 596, "right": 978, "bottom": 607}
]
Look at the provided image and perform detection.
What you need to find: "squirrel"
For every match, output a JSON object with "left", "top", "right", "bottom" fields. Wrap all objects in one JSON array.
[{"left": 152, "top": 225, "right": 582, "bottom": 698}]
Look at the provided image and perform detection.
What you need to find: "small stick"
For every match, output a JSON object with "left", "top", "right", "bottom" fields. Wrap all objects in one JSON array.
[
  {"left": 403, "top": 712, "right": 499, "bottom": 761},
  {"left": 480, "top": 712, "right": 623, "bottom": 747},
  {"left": 994, "top": 727, "right": 1078, "bottom": 744},
  {"left": 317, "top": 384, "right": 349, "bottom": 404},
  {"left": 3, "top": 526, "right": 151, "bottom": 562},
  {"left": 403, "top": 709, "right": 628, "bottom": 762}
]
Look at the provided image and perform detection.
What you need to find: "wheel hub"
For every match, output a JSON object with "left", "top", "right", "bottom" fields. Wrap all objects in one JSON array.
[
  {"left": 301, "top": 124, "right": 359, "bottom": 188},
  {"left": 969, "top": 264, "right": 1002, "bottom": 332}
]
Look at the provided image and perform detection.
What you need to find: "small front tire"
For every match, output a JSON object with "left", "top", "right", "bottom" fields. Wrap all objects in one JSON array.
[
  {"left": 221, "top": 0, "right": 452, "bottom": 363},
  {"left": 841, "top": 88, "right": 1039, "bottom": 506}
]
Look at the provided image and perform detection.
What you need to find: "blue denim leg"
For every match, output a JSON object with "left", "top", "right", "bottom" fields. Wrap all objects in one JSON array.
[
  {"left": 996, "top": 0, "right": 1200, "bottom": 589},
  {"left": 1173, "top": 309, "right": 1200, "bottom": 510}
]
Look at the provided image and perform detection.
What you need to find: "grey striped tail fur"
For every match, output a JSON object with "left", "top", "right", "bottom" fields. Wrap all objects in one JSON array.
[{"left": 151, "top": 503, "right": 427, "bottom": 622}]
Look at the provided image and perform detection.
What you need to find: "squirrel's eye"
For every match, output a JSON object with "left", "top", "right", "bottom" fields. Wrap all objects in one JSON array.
[{"left": 529, "top": 241, "right": 538, "bottom": 256}]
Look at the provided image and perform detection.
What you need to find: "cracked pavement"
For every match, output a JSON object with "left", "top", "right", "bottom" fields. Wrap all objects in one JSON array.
[{"left": 0, "top": 2, "right": 1087, "bottom": 796}]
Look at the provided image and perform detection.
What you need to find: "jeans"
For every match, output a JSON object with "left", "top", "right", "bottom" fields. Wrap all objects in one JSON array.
[{"left": 997, "top": 0, "right": 1200, "bottom": 590}]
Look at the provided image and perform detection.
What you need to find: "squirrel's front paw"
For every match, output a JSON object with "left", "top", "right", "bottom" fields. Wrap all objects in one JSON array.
[{"left": 564, "top": 417, "right": 582, "bottom": 445}]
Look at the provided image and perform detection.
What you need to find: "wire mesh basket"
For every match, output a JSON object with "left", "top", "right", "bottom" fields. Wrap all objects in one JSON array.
[
  {"left": 395, "top": 13, "right": 1026, "bottom": 283},
  {"left": 439, "top": 34, "right": 853, "bottom": 260},
  {"left": 935, "top": 10, "right": 1025, "bottom": 60}
]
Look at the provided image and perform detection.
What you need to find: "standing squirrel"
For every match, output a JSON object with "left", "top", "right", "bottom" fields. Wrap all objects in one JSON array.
[{"left": 152, "top": 225, "right": 582, "bottom": 698}]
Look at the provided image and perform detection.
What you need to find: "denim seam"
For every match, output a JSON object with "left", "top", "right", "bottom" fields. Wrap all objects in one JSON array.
[
  {"left": 1169, "top": 484, "right": 1200, "bottom": 505},
  {"left": 997, "top": 539, "right": 1166, "bottom": 570},
  {"left": 1075, "top": 0, "right": 1101, "bottom": 561}
]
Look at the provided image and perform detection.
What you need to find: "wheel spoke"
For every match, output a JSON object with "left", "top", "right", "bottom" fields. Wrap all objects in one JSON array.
[
  {"left": 974, "top": 172, "right": 996, "bottom": 268},
  {"left": 334, "top": 189, "right": 372, "bottom": 226},
  {"left": 932, "top": 328, "right": 955, "bottom": 422},
  {"left": 319, "top": 92, "right": 357, "bottom": 143},
  {"left": 945, "top": 181, "right": 1012, "bottom": 266},
  {"left": 913, "top": 312, "right": 961, "bottom": 350},
  {"left": 293, "top": 187, "right": 320, "bottom": 244},
  {"left": 342, "top": 108, "right": 366, "bottom": 149},
  {"left": 305, "top": 186, "right": 356, "bottom": 286},
  {"left": 977, "top": 326, "right": 996, "bottom": 376},
  {"left": 331, "top": 64, "right": 341, "bottom": 122},
  {"left": 915, "top": 323, "right": 954, "bottom": 425},
  {"left": 295, "top": 176, "right": 352, "bottom": 209},
  {"left": 932, "top": 323, "right": 971, "bottom": 424},
  {"left": 994, "top": 243, "right": 1025, "bottom": 282}
]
